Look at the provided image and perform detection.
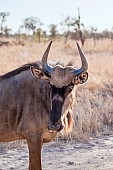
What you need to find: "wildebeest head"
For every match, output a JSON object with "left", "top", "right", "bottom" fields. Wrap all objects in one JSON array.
[{"left": 30, "top": 41, "right": 88, "bottom": 132}]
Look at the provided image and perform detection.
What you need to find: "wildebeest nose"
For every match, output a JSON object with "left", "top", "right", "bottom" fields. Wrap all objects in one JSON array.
[{"left": 48, "top": 120, "right": 63, "bottom": 132}]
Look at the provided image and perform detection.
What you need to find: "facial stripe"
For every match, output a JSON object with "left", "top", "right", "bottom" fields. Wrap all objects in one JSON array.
[
  {"left": 51, "top": 98, "right": 63, "bottom": 124},
  {"left": 50, "top": 85, "right": 66, "bottom": 124},
  {"left": 48, "top": 83, "right": 75, "bottom": 131},
  {"left": 50, "top": 84, "right": 75, "bottom": 125}
]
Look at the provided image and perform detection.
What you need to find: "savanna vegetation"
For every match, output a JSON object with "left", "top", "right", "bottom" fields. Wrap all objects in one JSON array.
[{"left": 1, "top": 9, "right": 113, "bottom": 46}]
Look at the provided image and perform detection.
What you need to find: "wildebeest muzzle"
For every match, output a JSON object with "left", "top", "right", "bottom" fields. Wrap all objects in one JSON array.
[{"left": 48, "top": 119, "right": 64, "bottom": 132}]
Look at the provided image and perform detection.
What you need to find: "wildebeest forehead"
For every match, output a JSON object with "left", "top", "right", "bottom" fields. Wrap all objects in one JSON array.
[{"left": 50, "top": 65, "right": 74, "bottom": 88}]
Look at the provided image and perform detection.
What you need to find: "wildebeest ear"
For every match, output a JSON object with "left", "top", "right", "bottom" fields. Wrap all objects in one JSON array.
[
  {"left": 30, "top": 66, "right": 49, "bottom": 80},
  {"left": 73, "top": 72, "right": 88, "bottom": 84}
]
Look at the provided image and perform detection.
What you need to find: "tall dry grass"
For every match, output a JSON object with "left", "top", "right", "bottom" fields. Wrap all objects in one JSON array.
[{"left": 0, "top": 38, "right": 113, "bottom": 141}]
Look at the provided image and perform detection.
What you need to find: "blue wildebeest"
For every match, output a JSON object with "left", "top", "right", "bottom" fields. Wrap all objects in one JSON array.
[{"left": 0, "top": 41, "right": 88, "bottom": 170}]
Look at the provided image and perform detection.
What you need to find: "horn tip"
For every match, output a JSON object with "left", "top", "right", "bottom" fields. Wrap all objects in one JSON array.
[
  {"left": 49, "top": 40, "right": 53, "bottom": 45},
  {"left": 76, "top": 42, "right": 80, "bottom": 48}
]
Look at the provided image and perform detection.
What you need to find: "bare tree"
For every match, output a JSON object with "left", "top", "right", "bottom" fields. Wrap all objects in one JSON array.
[
  {"left": 90, "top": 27, "right": 97, "bottom": 46},
  {"left": 23, "top": 17, "right": 42, "bottom": 35},
  {"left": 60, "top": 16, "right": 73, "bottom": 43},
  {"left": 72, "top": 8, "right": 86, "bottom": 46},
  {"left": 0, "top": 12, "right": 10, "bottom": 36},
  {"left": 34, "top": 28, "right": 45, "bottom": 42},
  {"left": 4, "top": 27, "right": 12, "bottom": 37},
  {"left": 49, "top": 24, "right": 57, "bottom": 40}
]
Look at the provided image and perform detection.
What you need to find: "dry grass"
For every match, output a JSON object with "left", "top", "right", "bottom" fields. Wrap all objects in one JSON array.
[{"left": 0, "top": 37, "right": 113, "bottom": 141}]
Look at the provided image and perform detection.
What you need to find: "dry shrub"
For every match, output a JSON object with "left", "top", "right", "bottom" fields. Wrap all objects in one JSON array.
[{"left": 70, "top": 85, "right": 113, "bottom": 140}]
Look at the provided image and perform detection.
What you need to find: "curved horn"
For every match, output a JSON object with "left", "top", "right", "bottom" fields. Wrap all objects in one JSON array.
[
  {"left": 74, "top": 42, "right": 88, "bottom": 75},
  {"left": 42, "top": 41, "right": 53, "bottom": 74}
]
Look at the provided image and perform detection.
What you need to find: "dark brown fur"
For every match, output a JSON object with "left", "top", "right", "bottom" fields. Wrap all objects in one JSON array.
[{"left": 0, "top": 62, "right": 76, "bottom": 170}]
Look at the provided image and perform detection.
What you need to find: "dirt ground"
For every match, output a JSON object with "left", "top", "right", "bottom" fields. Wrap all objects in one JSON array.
[{"left": 0, "top": 135, "right": 113, "bottom": 170}]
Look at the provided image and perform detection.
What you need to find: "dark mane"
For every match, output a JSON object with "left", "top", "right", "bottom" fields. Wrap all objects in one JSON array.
[{"left": 0, "top": 62, "right": 41, "bottom": 80}]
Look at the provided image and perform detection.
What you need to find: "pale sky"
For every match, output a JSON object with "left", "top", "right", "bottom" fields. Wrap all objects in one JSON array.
[{"left": 0, "top": 0, "right": 113, "bottom": 33}]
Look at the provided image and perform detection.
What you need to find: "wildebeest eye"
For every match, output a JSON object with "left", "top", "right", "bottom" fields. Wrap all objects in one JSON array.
[
  {"left": 69, "top": 83, "right": 74, "bottom": 90},
  {"left": 63, "top": 86, "right": 66, "bottom": 89},
  {"left": 70, "top": 85, "right": 74, "bottom": 90},
  {"left": 44, "top": 72, "right": 51, "bottom": 78}
]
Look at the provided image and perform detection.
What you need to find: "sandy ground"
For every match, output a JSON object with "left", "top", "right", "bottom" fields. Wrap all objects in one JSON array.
[{"left": 0, "top": 135, "right": 113, "bottom": 170}]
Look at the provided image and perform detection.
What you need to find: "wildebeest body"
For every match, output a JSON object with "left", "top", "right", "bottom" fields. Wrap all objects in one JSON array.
[
  {"left": 0, "top": 41, "right": 88, "bottom": 169},
  {"left": 0, "top": 68, "right": 55, "bottom": 142}
]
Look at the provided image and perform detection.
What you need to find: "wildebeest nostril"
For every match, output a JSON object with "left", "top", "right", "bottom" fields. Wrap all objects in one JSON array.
[{"left": 48, "top": 120, "right": 63, "bottom": 132}]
